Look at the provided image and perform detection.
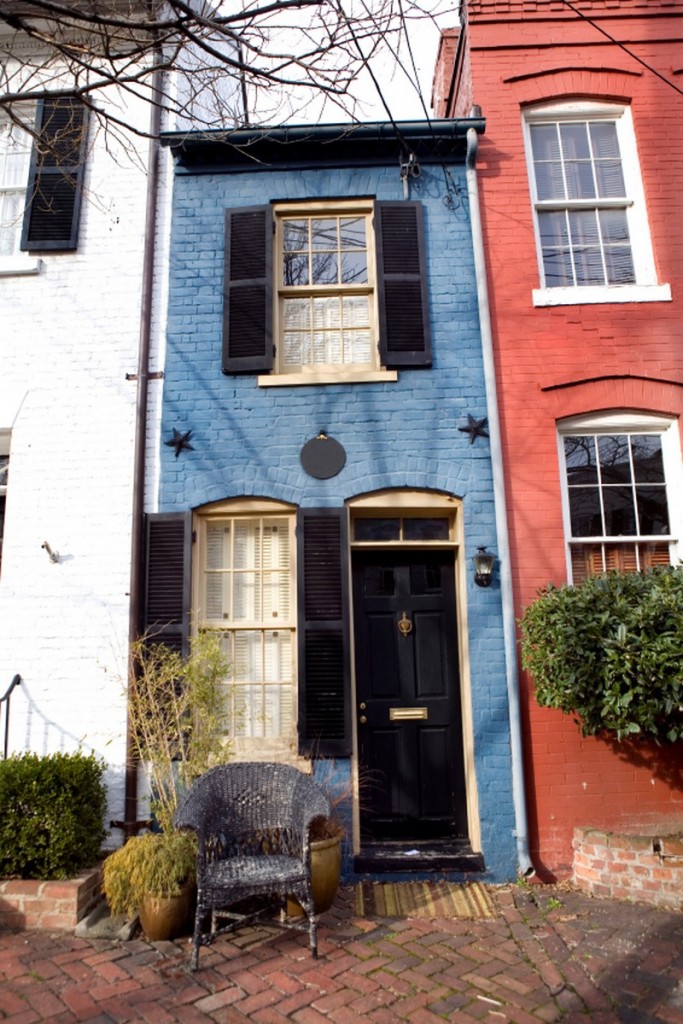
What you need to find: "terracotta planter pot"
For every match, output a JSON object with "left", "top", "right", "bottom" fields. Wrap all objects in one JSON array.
[
  {"left": 288, "top": 833, "right": 342, "bottom": 917},
  {"left": 139, "top": 883, "right": 194, "bottom": 941}
]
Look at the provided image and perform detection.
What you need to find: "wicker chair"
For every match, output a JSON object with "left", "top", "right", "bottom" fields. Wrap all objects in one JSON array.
[{"left": 173, "top": 762, "right": 331, "bottom": 970}]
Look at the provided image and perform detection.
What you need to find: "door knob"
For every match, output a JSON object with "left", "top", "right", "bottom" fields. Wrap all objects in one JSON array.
[{"left": 359, "top": 715, "right": 367, "bottom": 724}]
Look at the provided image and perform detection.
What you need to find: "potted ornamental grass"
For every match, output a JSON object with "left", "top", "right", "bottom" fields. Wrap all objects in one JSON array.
[{"left": 102, "top": 631, "right": 231, "bottom": 939}]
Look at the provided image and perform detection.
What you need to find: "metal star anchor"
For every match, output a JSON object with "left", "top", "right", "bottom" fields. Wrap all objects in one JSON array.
[
  {"left": 458, "top": 414, "right": 489, "bottom": 445},
  {"left": 165, "top": 428, "right": 195, "bottom": 458}
]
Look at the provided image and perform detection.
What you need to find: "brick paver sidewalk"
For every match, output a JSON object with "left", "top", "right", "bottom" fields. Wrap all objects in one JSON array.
[{"left": 1, "top": 884, "right": 681, "bottom": 1023}]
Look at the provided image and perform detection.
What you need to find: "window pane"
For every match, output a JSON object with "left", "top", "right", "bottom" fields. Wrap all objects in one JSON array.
[
  {"left": 560, "top": 122, "right": 591, "bottom": 160},
  {"left": 631, "top": 435, "right": 665, "bottom": 482},
  {"left": 340, "top": 251, "right": 367, "bottom": 284},
  {"left": 604, "top": 246, "right": 635, "bottom": 285},
  {"left": 564, "top": 436, "right": 598, "bottom": 484},
  {"left": 564, "top": 159, "right": 596, "bottom": 200},
  {"left": 568, "top": 486, "right": 603, "bottom": 537},
  {"left": 312, "top": 331, "right": 342, "bottom": 364},
  {"left": 597, "top": 434, "right": 632, "bottom": 484},
  {"left": 636, "top": 486, "right": 669, "bottom": 535},
  {"left": 283, "top": 332, "right": 309, "bottom": 366},
  {"left": 403, "top": 518, "right": 450, "bottom": 541},
  {"left": 602, "top": 485, "right": 637, "bottom": 535},
  {"left": 282, "top": 219, "right": 308, "bottom": 251},
  {"left": 343, "top": 330, "right": 371, "bottom": 363},
  {"left": 340, "top": 217, "right": 366, "bottom": 249},
  {"left": 283, "top": 253, "right": 309, "bottom": 286},
  {"left": 539, "top": 211, "right": 573, "bottom": 286},
  {"left": 312, "top": 251, "right": 338, "bottom": 285},
  {"left": 311, "top": 218, "right": 337, "bottom": 249},
  {"left": 354, "top": 518, "right": 400, "bottom": 541},
  {"left": 594, "top": 160, "right": 625, "bottom": 198},
  {"left": 312, "top": 296, "right": 341, "bottom": 328},
  {"left": 283, "top": 298, "right": 310, "bottom": 329},
  {"left": 342, "top": 295, "right": 370, "bottom": 327},
  {"left": 589, "top": 122, "right": 620, "bottom": 159},
  {"left": 530, "top": 124, "right": 561, "bottom": 161}
]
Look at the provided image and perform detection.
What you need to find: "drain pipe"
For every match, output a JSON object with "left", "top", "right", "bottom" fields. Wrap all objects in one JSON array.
[
  {"left": 466, "top": 122, "right": 535, "bottom": 879},
  {"left": 117, "top": 57, "right": 165, "bottom": 839}
]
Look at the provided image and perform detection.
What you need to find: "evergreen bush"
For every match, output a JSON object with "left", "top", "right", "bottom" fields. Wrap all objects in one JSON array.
[
  {"left": 519, "top": 566, "right": 683, "bottom": 743},
  {"left": 0, "top": 751, "right": 107, "bottom": 879}
]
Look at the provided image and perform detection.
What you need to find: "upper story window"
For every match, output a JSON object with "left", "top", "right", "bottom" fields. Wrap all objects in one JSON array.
[
  {"left": 276, "top": 204, "right": 375, "bottom": 374},
  {"left": 0, "top": 96, "right": 88, "bottom": 275},
  {"left": 0, "top": 118, "right": 32, "bottom": 260},
  {"left": 558, "top": 413, "right": 680, "bottom": 583},
  {"left": 524, "top": 103, "right": 671, "bottom": 307},
  {"left": 222, "top": 199, "right": 432, "bottom": 385}
]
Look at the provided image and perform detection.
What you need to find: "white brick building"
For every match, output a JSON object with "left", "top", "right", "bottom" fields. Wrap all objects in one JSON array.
[{"left": 0, "top": 32, "right": 172, "bottom": 839}]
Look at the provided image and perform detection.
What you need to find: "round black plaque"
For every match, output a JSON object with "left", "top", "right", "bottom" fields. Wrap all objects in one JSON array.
[{"left": 300, "top": 434, "right": 346, "bottom": 479}]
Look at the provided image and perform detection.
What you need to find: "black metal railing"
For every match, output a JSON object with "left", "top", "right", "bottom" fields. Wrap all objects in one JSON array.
[{"left": 1, "top": 674, "right": 21, "bottom": 759}]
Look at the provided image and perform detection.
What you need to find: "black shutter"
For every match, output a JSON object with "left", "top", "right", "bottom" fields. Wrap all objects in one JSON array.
[
  {"left": 142, "top": 512, "right": 192, "bottom": 656},
  {"left": 375, "top": 201, "right": 432, "bottom": 367},
  {"left": 20, "top": 96, "right": 88, "bottom": 252},
  {"left": 222, "top": 205, "right": 273, "bottom": 373},
  {"left": 297, "top": 508, "right": 351, "bottom": 757}
]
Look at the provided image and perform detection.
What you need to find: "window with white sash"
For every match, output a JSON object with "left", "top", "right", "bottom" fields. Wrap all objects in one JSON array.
[
  {"left": 558, "top": 414, "right": 680, "bottom": 583},
  {"left": 0, "top": 117, "right": 32, "bottom": 259},
  {"left": 524, "top": 103, "right": 670, "bottom": 306},
  {"left": 197, "top": 509, "right": 295, "bottom": 747}
]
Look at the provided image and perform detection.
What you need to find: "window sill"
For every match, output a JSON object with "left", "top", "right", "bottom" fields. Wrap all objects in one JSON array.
[
  {"left": 258, "top": 369, "right": 398, "bottom": 387},
  {"left": 0, "top": 256, "right": 42, "bottom": 278},
  {"left": 533, "top": 283, "right": 672, "bottom": 307}
]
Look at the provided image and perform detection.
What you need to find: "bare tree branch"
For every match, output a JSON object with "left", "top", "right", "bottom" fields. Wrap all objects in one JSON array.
[{"left": 0, "top": 0, "right": 449, "bottom": 148}]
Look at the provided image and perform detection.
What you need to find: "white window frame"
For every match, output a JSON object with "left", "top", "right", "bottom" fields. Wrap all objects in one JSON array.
[
  {"left": 193, "top": 498, "right": 298, "bottom": 760},
  {"left": 0, "top": 111, "right": 40, "bottom": 277},
  {"left": 260, "top": 198, "right": 396, "bottom": 387},
  {"left": 523, "top": 102, "right": 670, "bottom": 307},
  {"left": 557, "top": 412, "right": 682, "bottom": 582},
  {"left": 0, "top": 432, "right": 10, "bottom": 572}
]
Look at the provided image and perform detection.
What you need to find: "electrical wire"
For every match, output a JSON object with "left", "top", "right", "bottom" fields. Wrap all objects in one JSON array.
[{"left": 560, "top": 0, "right": 683, "bottom": 100}]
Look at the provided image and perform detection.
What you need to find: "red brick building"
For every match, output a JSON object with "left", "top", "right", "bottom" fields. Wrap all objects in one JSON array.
[{"left": 434, "top": 0, "right": 683, "bottom": 878}]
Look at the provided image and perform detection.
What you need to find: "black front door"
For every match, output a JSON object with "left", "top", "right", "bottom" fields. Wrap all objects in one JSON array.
[{"left": 352, "top": 549, "right": 468, "bottom": 842}]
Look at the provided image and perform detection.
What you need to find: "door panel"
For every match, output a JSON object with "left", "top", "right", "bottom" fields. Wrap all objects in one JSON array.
[{"left": 353, "top": 549, "right": 468, "bottom": 842}]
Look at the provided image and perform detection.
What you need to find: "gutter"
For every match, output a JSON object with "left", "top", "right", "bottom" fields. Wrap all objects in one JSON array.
[{"left": 466, "top": 124, "right": 535, "bottom": 879}]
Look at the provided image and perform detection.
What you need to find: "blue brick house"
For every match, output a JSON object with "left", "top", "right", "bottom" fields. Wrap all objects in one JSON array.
[{"left": 150, "top": 120, "right": 518, "bottom": 881}]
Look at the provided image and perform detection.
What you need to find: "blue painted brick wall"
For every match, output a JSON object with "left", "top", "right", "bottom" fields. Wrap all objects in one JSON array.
[{"left": 160, "top": 158, "right": 517, "bottom": 881}]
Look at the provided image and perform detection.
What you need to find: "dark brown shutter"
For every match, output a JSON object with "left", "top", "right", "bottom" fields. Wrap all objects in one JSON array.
[
  {"left": 375, "top": 201, "right": 432, "bottom": 367},
  {"left": 222, "top": 205, "right": 273, "bottom": 373},
  {"left": 21, "top": 96, "right": 88, "bottom": 252},
  {"left": 143, "top": 513, "right": 192, "bottom": 655},
  {"left": 297, "top": 508, "right": 351, "bottom": 756}
]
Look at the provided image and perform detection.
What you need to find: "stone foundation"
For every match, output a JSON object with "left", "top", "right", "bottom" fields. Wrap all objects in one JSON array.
[
  {"left": 0, "top": 864, "right": 103, "bottom": 931},
  {"left": 573, "top": 827, "right": 683, "bottom": 910}
]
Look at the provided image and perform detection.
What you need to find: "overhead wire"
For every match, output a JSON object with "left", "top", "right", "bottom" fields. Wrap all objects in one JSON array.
[{"left": 559, "top": 0, "right": 683, "bottom": 100}]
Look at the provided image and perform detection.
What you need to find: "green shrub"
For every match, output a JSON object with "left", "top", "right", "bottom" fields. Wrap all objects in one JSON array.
[
  {"left": 0, "top": 751, "right": 107, "bottom": 879},
  {"left": 519, "top": 566, "right": 683, "bottom": 743}
]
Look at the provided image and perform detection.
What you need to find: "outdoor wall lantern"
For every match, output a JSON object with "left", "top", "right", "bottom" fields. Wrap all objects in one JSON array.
[{"left": 473, "top": 546, "right": 495, "bottom": 587}]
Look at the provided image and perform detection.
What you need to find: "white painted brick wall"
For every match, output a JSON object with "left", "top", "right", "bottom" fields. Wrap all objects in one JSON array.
[{"left": 0, "top": 70, "right": 172, "bottom": 843}]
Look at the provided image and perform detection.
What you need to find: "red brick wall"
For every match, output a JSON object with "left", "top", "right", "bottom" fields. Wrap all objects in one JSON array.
[
  {"left": 438, "top": 0, "right": 683, "bottom": 877},
  {"left": 0, "top": 866, "right": 102, "bottom": 931},
  {"left": 573, "top": 827, "right": 683, "bottom": 909}
]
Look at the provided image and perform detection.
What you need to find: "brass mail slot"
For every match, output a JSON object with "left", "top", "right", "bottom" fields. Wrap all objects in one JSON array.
[{"left": 389, "top": 707, "right": 429, "bottom": 721}]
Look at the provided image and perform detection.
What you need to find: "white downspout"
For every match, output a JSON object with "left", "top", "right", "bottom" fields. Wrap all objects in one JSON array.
[{"left": 466, "top": 123, "right": 535, "bottom": 878}]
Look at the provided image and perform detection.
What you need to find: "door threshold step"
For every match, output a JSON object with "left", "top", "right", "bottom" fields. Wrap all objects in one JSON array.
[{"left": 354, "top": 842, "right": 485, "bottom": 874}]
